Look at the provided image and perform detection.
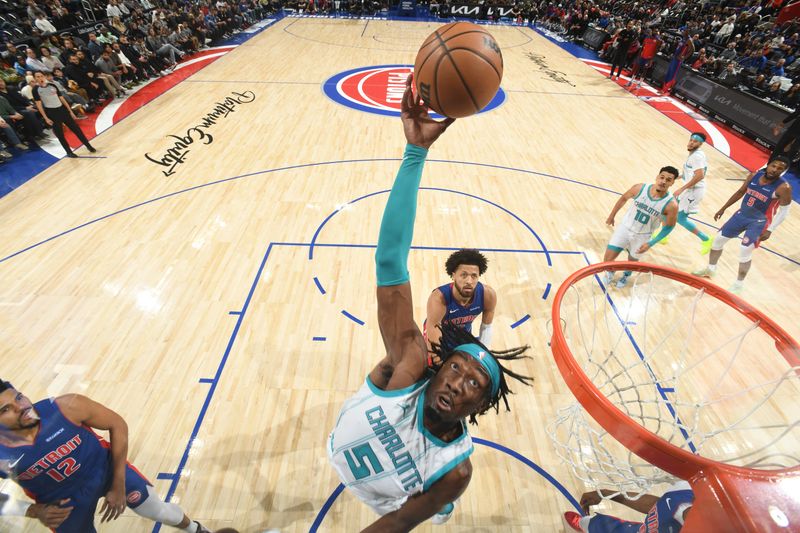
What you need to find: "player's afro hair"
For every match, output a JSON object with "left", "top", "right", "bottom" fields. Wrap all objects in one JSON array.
[
  {"left": 445, "top": 249, "right": 488, "bottom": 277},
  {"left": 429, "top": 322, "right": 534, "bottom": 425}
]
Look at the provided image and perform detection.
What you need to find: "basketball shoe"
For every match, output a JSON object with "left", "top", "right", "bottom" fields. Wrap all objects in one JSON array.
[
  {"left": 692, "top": 266, "right": 716, "bottom": 278},
  {"left": 563, "top": 511, "right": 583, "bottom": 531},
  {"left": 729, "top": 280, "right": 744, "bottom": 294},
  {"left": 431, "top": 502, "right": 455, "bottom": 525},
  {"left": 616, "top": 272, "right": 631, "bottom": 288}
]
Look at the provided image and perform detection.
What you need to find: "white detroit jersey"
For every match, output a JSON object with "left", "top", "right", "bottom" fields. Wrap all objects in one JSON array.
[
  {"left": 328, "top": 376, "right": 474, "bottom": 516},
  {"left": 683, "top": 148, "right": 708, "bottom": 189},
  {"left": 620, "top": 184, "right": 674, "bottom": 234}
]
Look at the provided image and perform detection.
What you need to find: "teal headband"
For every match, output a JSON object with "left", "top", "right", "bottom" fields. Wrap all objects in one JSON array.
[
  {"left": 690, "top": 134, "right": 705, "bottom": 142},
  {"left": 453, "top": 343, "right": 500, "bottom": 397}
]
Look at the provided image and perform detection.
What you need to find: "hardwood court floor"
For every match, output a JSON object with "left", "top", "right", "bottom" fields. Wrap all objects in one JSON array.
[{"left": 1, "top": 17, "right": 798, "bottom": 532}]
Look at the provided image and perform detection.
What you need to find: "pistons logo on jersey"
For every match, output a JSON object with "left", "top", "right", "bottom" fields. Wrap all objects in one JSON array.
[{"left": 323, "top": 65, "right": 506, "bottom": 117}]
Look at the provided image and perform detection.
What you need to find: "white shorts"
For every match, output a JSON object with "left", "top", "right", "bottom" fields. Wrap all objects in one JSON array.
[
  {"left": 608, "top": 225, "right": 650, "bottom": 260},
  {"left": 677, "top": 185, "right": 706, "bottom": 214}
]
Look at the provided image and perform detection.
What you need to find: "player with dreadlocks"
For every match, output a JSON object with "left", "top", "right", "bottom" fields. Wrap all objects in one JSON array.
[{"left": 327, "top": 75, "right": 533, "bottom": 531}]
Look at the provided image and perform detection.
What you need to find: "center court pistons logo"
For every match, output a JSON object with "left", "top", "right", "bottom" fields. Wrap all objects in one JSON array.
[{"left": 323, "top": 65, "right": 505, "bottom": 118}]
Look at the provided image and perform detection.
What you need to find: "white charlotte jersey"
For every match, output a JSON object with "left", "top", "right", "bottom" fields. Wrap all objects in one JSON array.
[
  {"left": 621, "top": 184, "right": 674, "bottom": 234},
  {"left": 683, "top": 148, "right": 708, "bottom": 189},
  {"left": 328, "top": 376, "right": 474, "bottom": 516}
]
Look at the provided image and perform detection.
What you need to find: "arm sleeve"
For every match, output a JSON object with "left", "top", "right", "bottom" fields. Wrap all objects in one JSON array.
[
  {"left": 647, "top": 224, "right": 675, "bottom": 247},
  {"left": 478, "top": 323, "right": 493, "bottom": 346},
  {"left": 768, "top": 204, "right": 790, "bottom": 231},
  {"left": 375, "top": 144, "right": 428, "bottom": 287}
]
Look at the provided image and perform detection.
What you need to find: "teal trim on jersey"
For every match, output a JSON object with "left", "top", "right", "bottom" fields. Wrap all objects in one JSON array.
[
  {"left": 661, "top": 194, "right": 675, "bottom": 214},
  {"left": 438, "top": 502, "right": 454, "bottom": 515},
  {"left": 422, "top": 448, "right": 474, "bottom": 492},
  {"left": 415, "top": 385, "right": 470, "bottom": 448},
  {"left": 634, "top": 184, "right": 645, "bottom": 200},
  {"left": 606, "top": 245, "right": 624, "bottom": 252},
  {"left": 366, "top": 375, "right": 428, "bottom": 397}
]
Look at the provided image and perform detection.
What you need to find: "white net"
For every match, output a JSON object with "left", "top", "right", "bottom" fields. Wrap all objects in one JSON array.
[{"left": 547, "top": 266, "right": 800, "bottom": 502}]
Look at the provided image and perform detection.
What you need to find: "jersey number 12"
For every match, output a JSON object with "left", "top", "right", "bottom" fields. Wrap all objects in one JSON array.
[{"left": 344, "top": 443, "right": 384, "bottom": 480}]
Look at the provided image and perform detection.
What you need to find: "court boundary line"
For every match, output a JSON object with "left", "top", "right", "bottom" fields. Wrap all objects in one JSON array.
[{"left": 2, "top": 158, "right": 795, "bottom": 268}]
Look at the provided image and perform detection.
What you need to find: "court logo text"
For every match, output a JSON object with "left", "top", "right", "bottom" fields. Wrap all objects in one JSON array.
[{"left": 323, "top": 65, "right": 505, "bottom": 117}]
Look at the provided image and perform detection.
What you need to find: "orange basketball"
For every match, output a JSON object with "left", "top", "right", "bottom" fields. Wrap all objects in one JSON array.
[{"left": 413, "top": 22, "right": 504, "bottom": 118}]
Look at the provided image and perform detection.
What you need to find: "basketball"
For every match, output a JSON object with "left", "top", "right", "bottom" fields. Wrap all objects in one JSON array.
[
  {"left": 413, "top": 22, "right": 504, "bottom": 118},
  {"left": 213, "top": 529, "right": 240, "bottom": 533}
]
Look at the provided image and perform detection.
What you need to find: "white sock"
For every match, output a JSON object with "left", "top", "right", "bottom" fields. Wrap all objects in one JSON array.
[
  {"left": 708, "top": 264, "right": 717, "bottom": 272},
  {"left": 181, "top": 522, "right": 199, "bottom": 533}
]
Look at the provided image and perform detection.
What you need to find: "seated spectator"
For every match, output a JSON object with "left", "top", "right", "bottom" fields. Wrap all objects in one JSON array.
[
  {"left": 87, "top": 33, "right": 105, "bottom": 61},
  {"left": 770, "top": 58, "right": 786, "bottom": 77},
  {"left": 0, "top": 98, "right": 31, "bottom": 151},
  {"left": 107, "top": 0, "right": 123, "bottom": 19},
  {"left": 719, "top": 42, "right": 738, "bottom": 62},
  {"left": 63, "top": 53, "right": 105, "bottom": 101},
  {"left": 94, "top": 48, "right": 125, "bottom": 86},
  {"left": 13, "top": 55, "right": 29, "bottom": 77},
  {"left": 146, "top": 27, "right": 184, "bottom": 66},
  {"left": 765, "top": 80, "right": 783, "bottom": 101},
  {"left": 691, "top": 48, "right": 710, "bottom": 70},
  {"left": 25, "top": 48, "right": 51, "bottom": 73},
  {"left": 715, "top": 16, "right": 735, "bottom": 44},
  {"left": 716, "top": 62, "right": 740, "bottom": 87},
  {"left": 0, "top": 79, "right": 46, "bottom": 141},
  {"left": 782, "top": 84, "right": 800, "bottom": 109},
  {"left": 34, "top": 13, "right": 58, "bottom": 36},
  {"left": 111, "top": 16, "right": 128, "bottom": 36},
  {"left": 39, "top": 46, "right": 65, "bottom": 73}
]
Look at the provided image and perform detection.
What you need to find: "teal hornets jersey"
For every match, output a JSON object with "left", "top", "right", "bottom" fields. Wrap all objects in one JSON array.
[
  {"left": 621, "top": 184, "right": 674, "bottom": 234},
  {"left": 328, "top": 376, "right": 474, "bottom": 516}
]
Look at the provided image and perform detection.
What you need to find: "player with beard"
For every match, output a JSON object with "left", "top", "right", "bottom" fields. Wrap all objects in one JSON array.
[
  {"left": 424, "top": 249, "right": 497, "bottom": 365},
  {"left": 0, "top": 380, "right": 211, "bottom": 532},
  {"left": 327, "top": 75, "right": 533, "bottom": 531},
  {"left": 693, "top": 156, "right": 792, "bottom": 294}
]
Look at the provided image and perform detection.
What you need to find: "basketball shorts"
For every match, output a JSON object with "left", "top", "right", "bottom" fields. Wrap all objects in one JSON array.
[
  {"left": 608, "top": 225, "right": 650, "bottom": 260},
  {"left": 677, "top": 184, "right": 706, "bottom": 214},
  {"left": 49, "top": 463, "right": 151, "bottom": 533},
  {"left": 720, "top": 209, "right": 768, "bottom": 246},
  {"left": 637, "top": 56, "right": 654, "bottom": 67},
  {"left": 587, "top": 513, "right": 642, "bottom": 533}
]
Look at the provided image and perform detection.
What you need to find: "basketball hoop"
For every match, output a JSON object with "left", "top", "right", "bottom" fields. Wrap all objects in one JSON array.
[{"left": 548, "top": 261, "right": 800, "bottom": 532}]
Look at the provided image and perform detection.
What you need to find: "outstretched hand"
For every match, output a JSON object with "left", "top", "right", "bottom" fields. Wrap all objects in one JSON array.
[{"left": 401, "top": 74, "right": 455, "bottom": 150}]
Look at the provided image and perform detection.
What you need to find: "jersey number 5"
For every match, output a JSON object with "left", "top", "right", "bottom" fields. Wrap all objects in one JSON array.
[{"left": 344, "top": 443, "right": 384, "bottom": 480}]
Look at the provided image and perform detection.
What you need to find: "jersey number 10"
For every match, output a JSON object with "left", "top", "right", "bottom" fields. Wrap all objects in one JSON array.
[
  {"left": 344, "top": 443, "right": 384, "bottom": 480},
  {"left": 634, "top": 210, "right": 651, "bottom": 225}
]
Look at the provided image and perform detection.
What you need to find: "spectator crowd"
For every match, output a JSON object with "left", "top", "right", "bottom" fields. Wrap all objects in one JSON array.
[
  {"left": 520, "top": 0, "right": 800, "bottom": 106},
  {"left": 0, "top": 0, "right": 284, "bottom": 163}
]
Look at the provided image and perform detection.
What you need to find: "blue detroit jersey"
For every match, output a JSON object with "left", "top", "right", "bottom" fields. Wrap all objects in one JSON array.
[
  {"left": 0, "top": 398, "right": 110, "bottom": 502},
  {"left": 738, "top": 170, "right": 786, "bottom": 217},
  {"left": 588, "top": 481, "right": 694, "bottom": 533},
  {"left": 437, "top": 281, "right": 485, "bottom": 333}
]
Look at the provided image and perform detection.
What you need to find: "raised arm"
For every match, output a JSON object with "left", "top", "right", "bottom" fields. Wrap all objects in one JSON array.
[
  {"left": 425, "top": 289, "right": 447, "bottom": 348},
  {"left": 370, "top": 75, "right": 455, "bottom": 392},
  {"left": 478, "top": 285, "right": 496, "bottom": 346}
]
